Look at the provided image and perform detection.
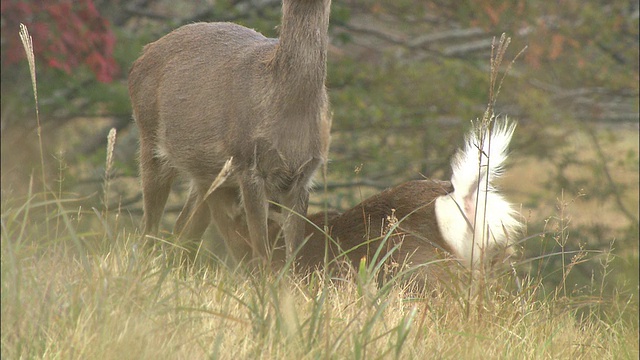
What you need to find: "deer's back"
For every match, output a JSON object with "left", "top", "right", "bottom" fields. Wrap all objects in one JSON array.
[
  {"left": 129, "top": 22, "right": 272, "bottom": 108},
  {"left": 280, "top": 180, "right": 455, "bottom": 271},
  {"left": 129, "top": 22, "right": 280, "bottom": 179}
]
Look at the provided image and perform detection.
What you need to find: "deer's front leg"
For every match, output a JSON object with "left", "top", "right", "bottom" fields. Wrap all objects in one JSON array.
[
  {"left": 281, "top": 156, "right": 323, "bottom": 260},
  {"left": 239, "top": 173, "right": 269, "bottom": 261},
  {"left": 281, "top": 188, "right": 310, "bottom": 260}
]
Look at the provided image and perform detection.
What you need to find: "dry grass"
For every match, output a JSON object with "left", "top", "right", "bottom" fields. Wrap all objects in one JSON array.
[{"left": 1, "top": 206, "right": 638, "bottom": 359}]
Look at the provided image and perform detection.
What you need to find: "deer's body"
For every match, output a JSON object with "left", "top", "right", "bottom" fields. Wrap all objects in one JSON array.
[
  {"left": 295, "top": 180, "right": 462, "bottom": 287},
  {"left": 129, "top": 0, "right": 332, "bottom": 260}
]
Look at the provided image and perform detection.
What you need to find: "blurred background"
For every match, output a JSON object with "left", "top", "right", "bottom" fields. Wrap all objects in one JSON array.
[{"left": 1, "top": 0, "right": 638, "bottom": 292}]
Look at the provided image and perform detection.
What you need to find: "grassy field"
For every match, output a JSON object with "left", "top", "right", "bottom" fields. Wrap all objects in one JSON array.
[
  {"left": 2, "top": 28, "right": 638, "bottom": 359},
  {"left": 1, "top": 189, "right": 638, "bottom": 359}
]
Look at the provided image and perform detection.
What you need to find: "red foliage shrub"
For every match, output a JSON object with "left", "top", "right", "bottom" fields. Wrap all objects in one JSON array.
[{"left": 1, "top": 0, "right": 118, "bottom": 82}]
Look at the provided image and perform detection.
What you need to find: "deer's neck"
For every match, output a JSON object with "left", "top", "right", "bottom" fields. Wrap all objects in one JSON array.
[{"left": 271, "top": 0, "right": 330, "bottom": 94}]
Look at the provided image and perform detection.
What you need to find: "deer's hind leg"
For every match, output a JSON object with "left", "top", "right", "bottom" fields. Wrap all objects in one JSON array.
[
  {"left": 174, "top": 182, "right": 211, "bottom": 257},
  {"left": 139, "top": 137, "right": 176, "bottom": 240},
  {"left": 207, "top": 187, "right": 253, "bottom": 265}
]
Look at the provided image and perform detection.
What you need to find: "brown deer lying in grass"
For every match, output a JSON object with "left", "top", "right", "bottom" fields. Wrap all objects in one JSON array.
[
  {"left": 264, "top": 120, "right": 522, "bottom": 287},
  {"left": 128, "top": 0, "right": 332, "bottom": 262}
]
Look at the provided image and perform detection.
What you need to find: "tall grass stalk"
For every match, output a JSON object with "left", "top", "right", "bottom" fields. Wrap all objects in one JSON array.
[
  {"left": 465, "top": 34, "right": 526, "bottom": 317},
  {"left": 103, "top": 128, "right": 117, "bottom": 215},
  {"left": 19, "top": 23, "right": 49, "bottom": 237}
]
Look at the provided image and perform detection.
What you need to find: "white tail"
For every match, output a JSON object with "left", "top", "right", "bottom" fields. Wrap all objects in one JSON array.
[
  {"left": 128, "top": 0, "right": 332, "bottom": 262},
  {"left": 435, "top": 119, "right": 520, "bottom": 267}
]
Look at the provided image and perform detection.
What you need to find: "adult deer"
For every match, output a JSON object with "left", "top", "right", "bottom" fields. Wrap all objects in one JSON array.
[{"left": 128, "top": 0, "right": 332, "bottom": 262}]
